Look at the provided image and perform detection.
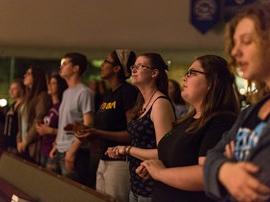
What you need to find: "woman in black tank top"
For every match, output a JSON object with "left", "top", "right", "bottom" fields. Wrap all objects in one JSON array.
[{"left": 106, "top": 53, "right": 175, "bottom": 202}]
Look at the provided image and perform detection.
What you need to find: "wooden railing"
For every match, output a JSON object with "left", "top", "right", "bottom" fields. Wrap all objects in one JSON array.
[{"left": 0, "top": 152, "right": 116, "bottom": 202}]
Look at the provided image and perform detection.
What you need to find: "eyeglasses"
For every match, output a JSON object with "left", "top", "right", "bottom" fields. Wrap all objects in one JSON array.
[
  {"left": 104, "top": 59, "right": 116, "bottom": 66},
  {"left": 185, "top": 69, "right": 207, "bottom": 77},
  {"left": 130, "top": 64, "right": 153, "bottom": 71}
]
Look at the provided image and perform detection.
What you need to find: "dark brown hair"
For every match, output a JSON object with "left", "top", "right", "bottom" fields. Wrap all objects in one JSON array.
[
  {"left": 49, "top": 73, "right": 68, "bottom": 102},
  {"left": 63, "top": 52, "right": 88, "bottom": 76},
  {"left": 169, "top": 79, "right": 185, "bottom": 105},
  {"left": 178, "top": 55, "right": 240, "bottom": 133},
  {"left": 133, "top": 53, "right": 169, "bottom": 117},
  {"left": 24, "top": 66, "right": 48, "bottom": 118}
]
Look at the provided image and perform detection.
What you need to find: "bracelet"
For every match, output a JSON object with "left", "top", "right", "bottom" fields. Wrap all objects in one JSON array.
[{"left": 126, "top": 146, "right": 132, "bottom": 155}]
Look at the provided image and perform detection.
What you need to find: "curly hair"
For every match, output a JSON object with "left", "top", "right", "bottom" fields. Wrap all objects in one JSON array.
[{"left": 225, "top": 2, "right": 270, "bottom": 102}]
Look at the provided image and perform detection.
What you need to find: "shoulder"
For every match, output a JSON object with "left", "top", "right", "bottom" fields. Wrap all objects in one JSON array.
[
  {"left": 76, "top": 84, "right": 93, "bottom": 96},
  {"left": 152, "top": 94, "right": 171, "bottom": 108},
  {"left": 151, "top": 94, "right": 174, "bottom": 117}
]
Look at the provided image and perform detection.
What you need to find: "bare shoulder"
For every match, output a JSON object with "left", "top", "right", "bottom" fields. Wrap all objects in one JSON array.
[{"left": 151, "top": 94, "right": 171, "bottom": 110}]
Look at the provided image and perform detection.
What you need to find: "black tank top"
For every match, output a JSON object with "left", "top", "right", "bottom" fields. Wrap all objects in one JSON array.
[{"left": 127, "top": 96, "right": 170, "bottom": 197}]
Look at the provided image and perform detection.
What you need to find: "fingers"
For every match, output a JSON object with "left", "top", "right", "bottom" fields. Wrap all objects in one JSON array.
[
  {"left": 246, "top": 177, "right": 270, "bottom": 196},
  {"left": 224, "top": 140, "right": 235, "bottom": 159},
  {"left": 105, "top": 147, "right": 120, "bottom": 158},
  {"left": 136, "top": 165, "right": 150, "bottom": 180},
  {"left": 223, "top": 162, "right": 269, "bottom": 202},
  {"left": 240, "top": 162, "right": 260, "bottom": 173}
]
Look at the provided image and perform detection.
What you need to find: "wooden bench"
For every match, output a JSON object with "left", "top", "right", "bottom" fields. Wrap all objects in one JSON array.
[{"left": 0, "top": 152, "right": 115, "bottom": 202}]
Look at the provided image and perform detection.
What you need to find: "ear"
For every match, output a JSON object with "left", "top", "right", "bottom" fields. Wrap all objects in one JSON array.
[
  {"left": 113, "top": 65, "right": 121, "bottom": 73},
  {"left": 151, "top": 69, "right": 159, "bottom": 78},
  {"left": 73, "top": 65, "right": 80, "bottom": 74}
]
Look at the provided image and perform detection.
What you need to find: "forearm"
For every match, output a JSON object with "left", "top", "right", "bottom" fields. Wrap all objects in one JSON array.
[
  {"left": 94, "top": 129, "right": 130, "bottom": 143},
  {"left": 157, "top": 165, "right": 204, "bottom": 191},
  {"left": 204, "top": 134, "right": 232, "bottom": 198},
  {"left": 129, "top": 147, "right": 158, "bottom": 160},
  {"left": 68, "top": 138, "right": 81, "bottom": 154},
  {"left": 47, "top": 127, "right": 58, "bottom": 136}
]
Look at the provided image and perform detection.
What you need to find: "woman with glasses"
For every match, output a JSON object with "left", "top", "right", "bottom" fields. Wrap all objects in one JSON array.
[
  {"left": 136, "top": 55, "right": 239, "bottom": 202},
  {"left": 106, "top": 53, "right": 175, "bottom": 202},
  {"left": 204, "top": 3, "right": 270, "bottom": 202},
  {"left": 77, "top": 50, "right": 138, "bottom": 202}
]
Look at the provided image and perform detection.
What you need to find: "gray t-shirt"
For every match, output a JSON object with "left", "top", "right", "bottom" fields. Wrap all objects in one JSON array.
[{"left": 56, "top": 83, "right": 94, "bottom": 152}]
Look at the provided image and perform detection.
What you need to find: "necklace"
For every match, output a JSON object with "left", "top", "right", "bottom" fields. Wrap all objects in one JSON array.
[{"left": 139, "top": 89, "right": 157, "bottom": 115}]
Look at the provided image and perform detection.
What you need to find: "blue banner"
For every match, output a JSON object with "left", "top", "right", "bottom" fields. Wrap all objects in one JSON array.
[
  {"left": 190, "top": 0, "right": 220, "bottom": 34},
  {"left": 224, "top": 0, "right": 257, "bottom": 21}
]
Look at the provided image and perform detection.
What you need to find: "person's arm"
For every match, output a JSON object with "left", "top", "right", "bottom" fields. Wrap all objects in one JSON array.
[
  {"left": 90, "top": 128, "right": 130, "bottom": 143},
  {"left": 36, "top": 123, "right": 58, "bottom": 136},
  {"left": 106, "top": 145, "right": 158, "bottom": 161},
  {"left": 128, "top": 98, "right": 175, "bottom": 160},
  {"left": 24, "top": 93, "right": 51, "bottom": 147},
  {"left": 142, "top": 113, "right": 237, "bottom": 192},
  {"left": 106, "top": 98, "right": 175, "bottom": 160},
  {"left": 204, "top": 109, "right": 250, "bottom": 199},
  {"left": 66, "top": 112, "right": 93, "bottom": 158},
  {"left": 151, "top": 98, "right": 175, "bottom": 144},
  {"left": 65, "top": 88, "right": 94, "bottom": 163},
  {"left": 142, "top": 157, "right": 206, "bottom": 191},
  {"left": 218, "top": 119, "right": 270, "bottom": 202},
  {"left": 65, "top": 112, "right": 93, "bottom": 174}
]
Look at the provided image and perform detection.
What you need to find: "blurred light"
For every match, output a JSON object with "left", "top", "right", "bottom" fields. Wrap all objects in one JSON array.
[
  {"left": 0, "top": 99, "right": 7, "bottom": 107},
  {"left": 239, "top": 88, "right": 246, "bottom": 95},
  {"left": 167, "top": 60, "right": 172, "bottom": 67},
  {"left": 91, "top": 60, "right": 103, "bottom": 68}
]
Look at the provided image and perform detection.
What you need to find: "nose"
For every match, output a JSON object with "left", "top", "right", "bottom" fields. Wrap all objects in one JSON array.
[
  {"left": 231, "top": 43, "right": 242, "bottom": 60},
  {"left": 183, "top": 75, "right": 187, "bottom": 82},
  {"left": 131, "top": 67, "right": 137, "bottom": 74}
]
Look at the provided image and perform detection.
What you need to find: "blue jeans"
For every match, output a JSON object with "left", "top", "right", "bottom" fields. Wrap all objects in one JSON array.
[
  {"left": 48, "top": 151, "right": 68, "bottom": 175},
  {"left": 129, "top": 191, "right": 152, "bottom": 202},
  {"left": 48, "top": 149, "right": 90, "bottom": 186}
]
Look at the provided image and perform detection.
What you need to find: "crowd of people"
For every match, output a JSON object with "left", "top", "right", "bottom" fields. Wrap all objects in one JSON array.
[{"left": 0, "top": 2, "right": 270, "bottom": 202}]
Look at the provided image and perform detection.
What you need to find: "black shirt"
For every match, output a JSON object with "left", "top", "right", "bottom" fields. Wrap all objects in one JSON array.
[
  {"left": 3, "top": 102, "right": 20, "bottom": 149},
  {"left": 127, "top": 96, "right": 170, "bottom": 197},
  {"left": 94, "top": 82, "right": 138, "bottom": 160},
  {"left": 153, "top": 112, "right": 237, "bottom": 202}
]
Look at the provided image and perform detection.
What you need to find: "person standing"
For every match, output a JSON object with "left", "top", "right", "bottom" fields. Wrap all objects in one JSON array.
[
  {"left": 49, "top": 52, "right": 95, "bottom": 186},
  {"left": 204, "top": 3, "right": 270, "bottom": 202},
  {"left": 106, "top": 53, "right": 175, "bottom": 202},
  {"left": 77, "top": 49, "right": 138, "bottom": 202},
  {"left": 3, "top": 79, "right": 25, "bottom": 153}
]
